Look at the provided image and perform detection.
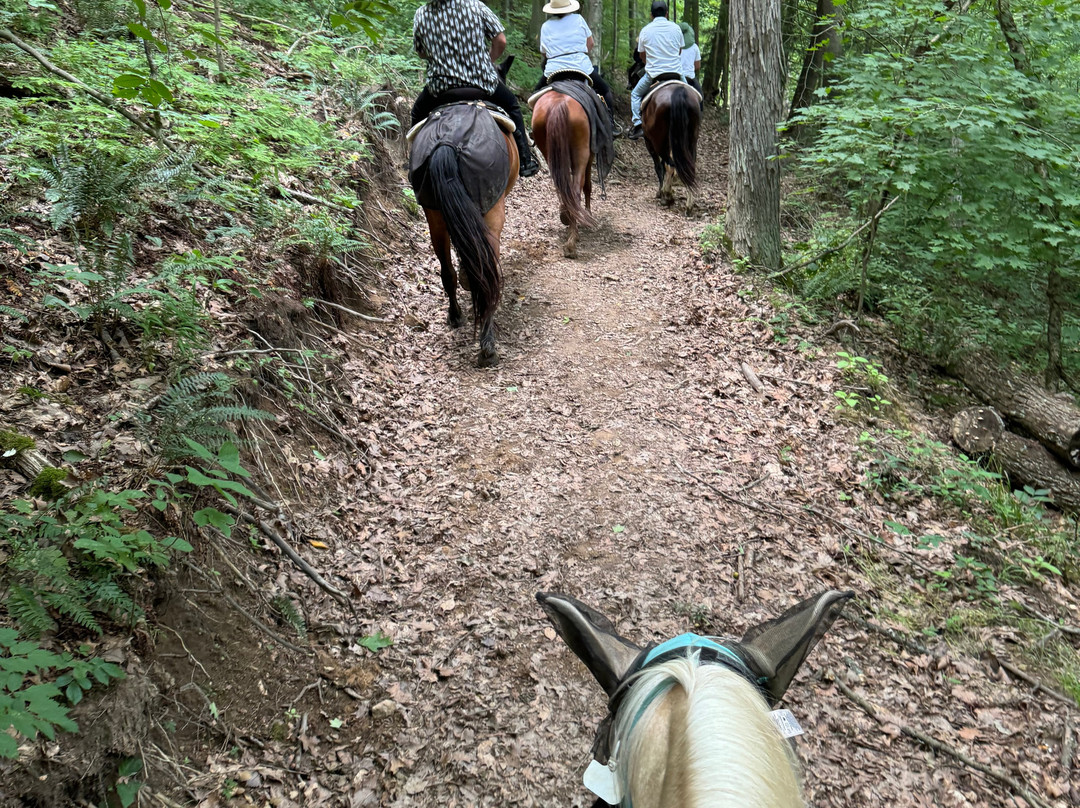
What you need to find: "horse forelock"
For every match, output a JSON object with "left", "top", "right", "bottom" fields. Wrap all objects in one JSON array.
[{"left": 613, "top": 655, "right": 803, "bottom": 808}]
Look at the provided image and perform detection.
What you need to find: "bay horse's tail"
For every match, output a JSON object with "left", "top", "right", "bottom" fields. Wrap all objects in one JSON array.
[
  {"left": 546, "top": 99, "right": 596, "bottom": 228},
  {"left": 427, "top": 143, "right": 501, "bottom": 327},
  {"left": 668, "top": 88, "right": 698, "bottom": 191}
]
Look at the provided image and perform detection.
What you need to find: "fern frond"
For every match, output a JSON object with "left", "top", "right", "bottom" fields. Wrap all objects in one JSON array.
[
  {"left": 7, "top": 585, "right": 57, "bottom": 639},
  {"left": 44, "top": 590, "right": 102, "bottom": 635}
]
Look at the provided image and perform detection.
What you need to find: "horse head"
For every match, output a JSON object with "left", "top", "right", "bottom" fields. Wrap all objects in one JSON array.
[{"left": 537, "top": 589, "right": 853, "bottom": 808}]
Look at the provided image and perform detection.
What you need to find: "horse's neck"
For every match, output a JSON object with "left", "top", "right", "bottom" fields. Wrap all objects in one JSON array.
[{"left": 616, "top": 662, "right": 803, "bottom": 808}]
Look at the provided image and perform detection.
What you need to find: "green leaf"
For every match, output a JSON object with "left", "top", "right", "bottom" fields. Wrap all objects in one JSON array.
[
  {"left": 113, "top": 73, "right": 147, "bottom": 89},
  {"left": 357, "top": 632, "right": 393, "bottom": 652},
  {"left": 126, "top": 22, "right": 156, "bottom": 41},
  {"left": 217, "top": 442, "right": 249, "bottom": 477},
  {"left": 133, "top": 0, "right": 147, "bottom": 17},
  {"left": 118, "top": 756, "right": 144, "bottom": 777},
  {"left": 329, "top": 717, "right": 344, "bottom": 729},
  {"left": 612, "top": 524, "right": 625, "bottom": 534}
]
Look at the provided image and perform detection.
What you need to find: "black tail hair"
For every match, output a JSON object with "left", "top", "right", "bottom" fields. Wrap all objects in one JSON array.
[
  {"left": 427, "top": 144, "right": 501, "bottom": 327},
  {"left": 668, "top": 88, "right": 698, "bottom": 191},
  {"left": 545, "top": 100, "right": 596, "bottom": 229}
]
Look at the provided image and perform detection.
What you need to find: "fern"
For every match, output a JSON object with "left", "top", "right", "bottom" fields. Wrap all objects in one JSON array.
[
  {"left": 271, "top": 595, "right": 307, "bottom": 640},
  {"left": 44, "top": 590, "right": 102, "bottom": 635},
  {"left": 6, "top": 585, "right": 56, "bottom": 640},
  {"left": 145, "top": 372, "right": 274, "bottom": 461}
]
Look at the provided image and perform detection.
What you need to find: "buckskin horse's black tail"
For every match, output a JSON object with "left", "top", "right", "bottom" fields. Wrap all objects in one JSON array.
[
  {"left": 427, "top": 144, "right": 501, "bottom": 328},
  {"left": 547, "top": 98, "right": 596, "bottom": 228},
  {"left": 668, "top": 88, "right": 698, "bottom": 191}
]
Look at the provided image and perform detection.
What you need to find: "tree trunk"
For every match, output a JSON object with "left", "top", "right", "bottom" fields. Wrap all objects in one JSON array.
[
  {"left": 628, "top": 0, "right": 637, "bottom": 56},
  {"left": 946, "top": 355, "right": 1080, "bottom": 469},
  {"left": 685, "top": 0, "right": 699, "bottom": 36},
  {"left": 726, "top": 0, "right": 783, "bottom": 270},
  {"left": 213, "top": 0, "right": 226, "bottom": 81},
  {"left": 611, "top": 0, "right": 619, "bottom": 75},
  {"left": 529, "top": 0, "right": 544, "bottom": 47},
  {"left": 1046, "top": 267, "right": 1066, "bottom": 392},
  {"left": 702, "top": 0, "right": 728, "bottom": 104},
  {"left": 951, "top": 407, "right": 1080, "bottom": 513},
  {"left": 788, "top": 0, "right": 841, "bottom": 120},
  {"left": 586, "top": 0, "right": 603, "bottom": 66}
]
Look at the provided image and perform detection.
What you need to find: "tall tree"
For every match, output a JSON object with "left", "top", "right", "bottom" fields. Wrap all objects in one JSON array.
[
  {"left": 586, "top": 0, "right": 603, "bottom": 66},
  {"left": 528, "top": 0, "right": 544, "bottom": 46},
  {"left": 628, "top": 0, "right": 638, "bottom": 56},
  {"left": 684, "top": 0, "right": 699, "bottom": 38},
  {"left": 788, "top": 0, "right": 842, "bottom": 122},
  {"left": 726, "top": 0, "right": 784, "bottom": 269},
  {"left": 702, "top": 0, "right": 729, "bottom": 104}
]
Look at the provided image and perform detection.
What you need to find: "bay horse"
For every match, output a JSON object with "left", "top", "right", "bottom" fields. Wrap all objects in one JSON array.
[
  {"left": 642, "top": 80, "right": 701, "bottom": 213},
  {"left": 409, "top": 95, "right": 518, "bottom": 367},
  {"left": 531, "top": 89, "right": 596, "bottom": 258},
  {"left": 537, "top": 589, "right": 852, "bottom": 808}
]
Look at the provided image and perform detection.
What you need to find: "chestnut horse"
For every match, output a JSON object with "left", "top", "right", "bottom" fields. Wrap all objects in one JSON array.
[
  {"left": 412, "top": 114, "right": 518, "bottom": 367},
  {"left": 537, "top": 589, "right": 852, "bottom": 808},
  {"left": 532, "top": 91, "right": 596, "bottom": 258},
  {"left": 642, "top": 81, "right": 701, "bottom": 213}
]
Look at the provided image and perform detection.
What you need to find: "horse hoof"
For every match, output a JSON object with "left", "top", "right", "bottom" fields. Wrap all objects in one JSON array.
[
  {"left": 560, "top": 209, "right": 571, "bottom": 226},
  {"left": 563, "top": 244, "right": 577, "bottom": 259},
  {"left": 448, "top": 313, "right": 467, "bottom": 329},
  {"left": 477, "top": 347, "right": 498, "bottom": 367}
]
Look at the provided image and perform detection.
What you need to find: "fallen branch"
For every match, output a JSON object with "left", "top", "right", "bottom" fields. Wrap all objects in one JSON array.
[
  {"left": 220, "top": 503, "right": 350, "bottom": 605},
  {"left": 770, "top": 195, "right": 901, "bottom": 279},
  {"left": 986, "top": 652, "right": 1079, "bottom": 708},
  {"left": 277, "top": 186, "right": 354, "bottom": 213},
  {"left": 312, "top": 297, "right": 390, "bottom": 324},
  {"left": 833, "top": 675, "right": 1052, "bottom": 808},
  {"left": 740, "top": 362, "right": 765, "bottom": 394}
]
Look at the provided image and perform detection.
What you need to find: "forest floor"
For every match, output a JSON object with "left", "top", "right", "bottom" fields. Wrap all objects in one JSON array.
[{"left": 4, "top": 114, "right": 1077, "bottom": 807}]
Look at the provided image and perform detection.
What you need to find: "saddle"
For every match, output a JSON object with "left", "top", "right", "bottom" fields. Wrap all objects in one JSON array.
[
  {"left": 406, "top": 99, "right": 515, "bottom": 144},
  {"left": 641, "top": 76, "right": 703, "bottom": 109},
  {"left": 407, "top": 102, "right": 512, "bottom": 214},
  {"left": 526, "top": 69, "right": 593, "bottom": 107}
]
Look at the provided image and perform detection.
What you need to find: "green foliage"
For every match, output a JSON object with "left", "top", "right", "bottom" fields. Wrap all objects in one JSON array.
[
  {"left": 357, "top": 631, "right": 393, "bottom": 653},
  {"left": 329, "top": 0, "right": 395, "bottom": 42},
  {"left": 1, "top": 487, "right": 193, "bottom": 639},
  {"left": 0, "top": 628, "right": 124, "bottom": 759},
  {"left": 143, "top": 371, "right": 274, "bottom": 461},
  {"left": 0, "top": 429, "right": 37, "bottom": 454},
  {"left": 832, "top": 352, "right": 892, "bottom": 414},
  {"left": 789, "top": 0, "right": 1080, "bottom": 377},
  {"left": 271, "top": 595, "right": 307, "bottom": 640}
]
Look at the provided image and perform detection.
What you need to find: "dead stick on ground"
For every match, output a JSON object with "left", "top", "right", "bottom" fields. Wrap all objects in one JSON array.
[
  {"left": 1063, "top": 711, "right": 1075, "bottom": 776},
  {"left": 832, "top": 675, "right": 1052, "bottom": 808},
  {"left": 988, "top": 653, "right": 1079, "bottom": 708},
  {"left": 740, "top": 362, "right": 765, "bottom": 393},
  {"left": 221, "top": 504, "right": 350, "bottom": 605},
  {"left": 312, "top": 297, "right": 391, "bottom": 324}
]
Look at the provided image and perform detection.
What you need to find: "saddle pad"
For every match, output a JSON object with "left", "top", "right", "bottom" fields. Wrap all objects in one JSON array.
[
  {"left": 527, "top": 86, "right": 554, "bottom": 108},
  {"left": 408, "top": 104, "right": 511, "bottom": 215},
  {"left": 642, "top": 79, "right": 703, "bottom": 109},
  {"left": 547, "top": 79, "right": 615, "bottom": 194},
  {"left": 406, "top": 101, "right": 515, "bottom": 144}
]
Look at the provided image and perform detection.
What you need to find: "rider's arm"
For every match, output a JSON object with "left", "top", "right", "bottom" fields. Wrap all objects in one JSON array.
[
  {"left": 586, "top": 35, "right": 595, "bottom": 52},
  {"left": 490, "top": 31, "right": 507, "bottom": 62},
  {"left": 640, "top": 51, "right": 647, "bottom": 65},
  {"left": 694, "top": 58, "right": 701, "bottom": 72}
]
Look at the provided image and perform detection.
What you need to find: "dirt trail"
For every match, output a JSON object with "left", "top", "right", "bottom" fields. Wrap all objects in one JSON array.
[{"left": 298, "top": 117, "right": 1072, "bottom": 808}]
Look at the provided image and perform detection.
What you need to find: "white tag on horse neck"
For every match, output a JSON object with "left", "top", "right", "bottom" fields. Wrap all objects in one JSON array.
[
  {"left": 770, "top": 708, "right": 804, "bottom": 739},
  {"left": 583, "top": 741, "right": 622, "bottom": 804}
]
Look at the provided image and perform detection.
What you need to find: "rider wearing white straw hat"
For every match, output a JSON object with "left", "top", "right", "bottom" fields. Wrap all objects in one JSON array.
[{"left": 534, "top": 0, "right": 617, "bottom": 128}]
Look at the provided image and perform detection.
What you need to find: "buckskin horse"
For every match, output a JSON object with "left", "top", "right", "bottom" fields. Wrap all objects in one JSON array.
[
  {"left": 641, "top": 78, "right": 701, "bottom": 212},
  {"left": 531, "top": 84, "right": 596, "bottom": 259},
  {"left": 537, "top": 589, "right": 852, "bottom": 808},
  {"left": 408, "top": 61, "right": 519, "bottom": 367}
]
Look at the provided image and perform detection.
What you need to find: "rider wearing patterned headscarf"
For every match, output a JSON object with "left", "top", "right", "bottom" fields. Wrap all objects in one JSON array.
[{"left": 412, "top": 0, "right": 540, "bottom": 177}]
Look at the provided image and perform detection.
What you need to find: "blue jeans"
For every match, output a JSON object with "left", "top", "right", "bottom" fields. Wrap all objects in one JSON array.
[{"left": 630, "top": 74, "right": 655, "bottom": 126}]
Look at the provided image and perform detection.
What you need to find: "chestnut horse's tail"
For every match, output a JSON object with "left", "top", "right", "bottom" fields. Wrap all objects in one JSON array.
[
  {"left": 427, "top": 144, "right": 501, "bottom": 327},
  {"left": 668, "top": 88, "right": 699, "bottom": 191},
  {"left": 546, "top": 98, "right": 597, "bottom": 228}
]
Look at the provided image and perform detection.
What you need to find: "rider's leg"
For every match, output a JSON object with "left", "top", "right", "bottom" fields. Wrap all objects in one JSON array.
[
  {"left": 533, "top": 73, "right": 549, "bottom": 93},
  {"left": 688, "top": 77, "right": 704, "bottom": 111},
  {"left": 491, "top": 82, "right": 539, "bottom": 176},
  {"left": 630, "top": 73, "right": 653, "bottom": 127},
  {"left": 411, "top": 86, "right": 440, "bottom": 127},
  {"left": 590, "top": 68, "right": 616, "bottom": 122}
]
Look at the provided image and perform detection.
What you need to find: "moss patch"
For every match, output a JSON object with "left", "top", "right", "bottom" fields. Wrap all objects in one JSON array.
[
  {"left": 29, "top": 466, "right": 68, "bottom": 500},
  {"left": 0, "top": 429, "right": 37, "bottom": 454}
]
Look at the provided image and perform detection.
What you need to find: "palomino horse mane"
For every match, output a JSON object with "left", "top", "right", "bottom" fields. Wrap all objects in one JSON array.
[{"left": 613, "top": 654, "right": 802, "bottom": 808}]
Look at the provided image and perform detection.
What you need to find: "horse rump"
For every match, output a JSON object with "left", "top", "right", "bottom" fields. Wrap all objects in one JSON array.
[
  {"left": 667, "top": 87, "right": 699, "bottom": 191},
  {"left": 426, "top": 144, "right": 501, "bottom": 326}
]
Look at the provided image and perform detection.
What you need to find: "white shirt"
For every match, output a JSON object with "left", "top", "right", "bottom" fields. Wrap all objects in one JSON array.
[
  {"left": 540, "top": 14, "right": 594, "bottom": 77},
  {"left": 637, "top": 17, "right": 684, "bottom": 78},
  {"left": 681, "top": 42, "right": 701, "bottom": 78}
]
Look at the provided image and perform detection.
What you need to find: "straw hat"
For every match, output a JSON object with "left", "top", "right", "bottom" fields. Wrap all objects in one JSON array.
[{"left": 543, "top": 0, "right": 580, "bottom": 14}]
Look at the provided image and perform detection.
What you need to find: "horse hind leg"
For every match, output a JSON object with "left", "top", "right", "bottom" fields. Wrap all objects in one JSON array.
[
  {"left": 662, "top": 164, "right": 676, "bottom": 206},
  {"left": 564, "top": 220, "right": 579, "bottom": 258},
  {"left": 427, "top": 211, "right": 466, "bottom": 328}
]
